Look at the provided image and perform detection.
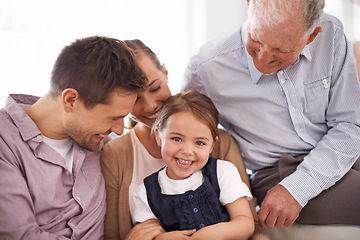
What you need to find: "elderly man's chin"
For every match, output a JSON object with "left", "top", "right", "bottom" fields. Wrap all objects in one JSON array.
[{"left": 254, "top": 61, "right": 283, "bottom": 75}]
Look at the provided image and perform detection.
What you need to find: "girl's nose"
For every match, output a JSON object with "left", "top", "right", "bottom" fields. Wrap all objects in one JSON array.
[{"left": 181, "top": 142, "right": 194, "bottom": 156}]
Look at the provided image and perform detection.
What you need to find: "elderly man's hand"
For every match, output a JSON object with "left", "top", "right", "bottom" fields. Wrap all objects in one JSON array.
[{"left": 258, "top": 184, "right": 302, "bottom": 228}]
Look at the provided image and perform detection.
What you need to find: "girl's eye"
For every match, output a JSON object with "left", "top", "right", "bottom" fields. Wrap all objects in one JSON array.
[
  {"left": 171, "top": 137, "right": 181, "bottom": 142},
  {"left": 195, "top": 141, "right": 205, "bottom": 146}
]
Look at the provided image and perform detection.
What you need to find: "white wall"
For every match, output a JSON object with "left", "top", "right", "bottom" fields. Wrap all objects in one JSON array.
[
  {"left": 0, "top": 0, "right": 358, "bottom": 106},
  {"left": 205, "top": 0, "right": 248, "bottom": 41},
  {"left": 0, "top": 0, "right": 247, "bottom": 105},
  {"left": 324, "top": 0, "right": 360, "bottom": 41}
]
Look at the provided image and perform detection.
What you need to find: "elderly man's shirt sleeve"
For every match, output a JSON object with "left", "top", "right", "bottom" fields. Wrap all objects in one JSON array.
[
  {"left": 280, "top": 18, "right": 360, "bottom": 207},
  {"left": 183, "top": 54, "right": 207, "bottom": 95}
]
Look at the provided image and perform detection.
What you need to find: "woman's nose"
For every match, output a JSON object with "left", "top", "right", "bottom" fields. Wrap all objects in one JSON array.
[{"left": 142, "top": 93, "right": 157, "bottom": 113}]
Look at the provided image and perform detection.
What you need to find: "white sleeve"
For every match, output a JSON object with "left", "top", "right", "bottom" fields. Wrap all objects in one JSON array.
[
  {"left": 217, "top": 160, "right": 253, "bottom": 206},
  {"left": 131, "top": 183, "right": 157, "bottom": 225}
]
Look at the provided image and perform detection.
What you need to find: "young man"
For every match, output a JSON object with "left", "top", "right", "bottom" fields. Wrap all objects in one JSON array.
[{"left": 0, "top": 36, "right": 147, "bottom": 239}]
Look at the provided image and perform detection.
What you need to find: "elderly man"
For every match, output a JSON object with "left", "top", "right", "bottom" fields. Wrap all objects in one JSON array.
[
  {"left": 183, "top": 0, "right": 360, "bottom": 235},
  {"left": 0, "top": 36, "right": 147, "bottom": 239}
]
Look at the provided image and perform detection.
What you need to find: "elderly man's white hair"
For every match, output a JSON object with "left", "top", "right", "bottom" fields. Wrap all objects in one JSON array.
[{"left": 247, "top": 0, "right": 325, "bottom": 39}]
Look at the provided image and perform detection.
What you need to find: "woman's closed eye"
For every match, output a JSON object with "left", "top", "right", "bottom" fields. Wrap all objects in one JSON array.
[{"left": 149, "top": 84, "right": 161, "bottom": 93}]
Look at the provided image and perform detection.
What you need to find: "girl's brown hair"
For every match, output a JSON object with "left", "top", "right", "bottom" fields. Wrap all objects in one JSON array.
[{"left": 152, "top": 90, "right": 219, "bottom": 141}]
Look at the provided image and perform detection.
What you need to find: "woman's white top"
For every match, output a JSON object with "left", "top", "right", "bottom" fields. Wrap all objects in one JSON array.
[{"left": 128, "top": 129, "right": 166, "bottom": 214}]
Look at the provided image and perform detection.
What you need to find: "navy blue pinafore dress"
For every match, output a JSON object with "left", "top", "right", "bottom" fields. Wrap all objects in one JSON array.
[{"left": 143, "top": 157, "right": 230, "bottom": 232}]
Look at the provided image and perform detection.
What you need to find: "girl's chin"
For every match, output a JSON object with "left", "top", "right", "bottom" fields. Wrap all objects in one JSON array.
[{"left": 168, "top": 171, "right": 192, "bottom": 181}]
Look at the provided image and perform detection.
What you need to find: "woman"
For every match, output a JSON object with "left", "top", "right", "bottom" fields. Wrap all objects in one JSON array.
[{"left": 100, "top": 39, "right": 269, "bottom": 240}]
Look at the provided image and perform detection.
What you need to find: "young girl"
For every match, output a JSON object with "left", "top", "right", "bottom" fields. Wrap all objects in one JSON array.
[{"left": 131, "top": 90, "right": 255, "bottom": 240}]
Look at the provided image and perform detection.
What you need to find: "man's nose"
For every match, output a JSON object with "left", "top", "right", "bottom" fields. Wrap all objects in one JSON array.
[{"left": 111, "top": 118, "right": 124, "bottom": 136}]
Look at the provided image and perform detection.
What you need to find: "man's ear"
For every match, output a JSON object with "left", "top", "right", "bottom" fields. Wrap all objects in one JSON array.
[
  {"left": 154, "top": 127, "right": 162, "bottom": 147},
  {"left": 62, "top": 88, "right": 80, "bottom": 113},
  {"left": 306, "top": 26, "right": 323, "bottom": 45}
]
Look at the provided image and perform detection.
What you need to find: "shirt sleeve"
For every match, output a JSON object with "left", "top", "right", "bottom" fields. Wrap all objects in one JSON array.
[
  {"left": 280, "top": 23, "right": 360, "bottom": 207},
  {"left": 0, "top": 156, "right": 69, "bottom": 240},
  {"left": 131, "top": 183, "right": 157, "bottom": 225},
  {"left": 217, "top": 160, "right": 252, "bottom": 206},
  {"left": 182, "top": 54, "right": 207, "bottom": 94}
]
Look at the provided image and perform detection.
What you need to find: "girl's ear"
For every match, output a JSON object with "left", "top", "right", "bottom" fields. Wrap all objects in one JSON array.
[
  {"left": 154, "top": 127, "right": 162, "bottom": 147},
  {"left": 210, "top": 136, "right": 219, "bottom": 153}
]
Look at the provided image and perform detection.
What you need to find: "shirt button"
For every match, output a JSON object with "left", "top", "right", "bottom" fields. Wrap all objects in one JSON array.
[
  {"left": 188, "top": 194, "right": 193, "bottom": 200},
  {"left": 65, "top": 171, "right": 70, "bottom": 175},
  {"left": 37, "top": 135, "right": 42, "bottom": 140},
  {"left": 193, "top": 207, "right": 198, "bottom": 213},
  {"left": 69, "top": 223, "right": 76, "bottom": 228},
  {"left": 291, "top": 107, "right": 296, "bottom": 112},
  {"left": 281, "top": 79, "right": 285, "bottom": 83},
  {"left": 199, "top": 223, "right": 204, "bottom": 228},
  {"left": 75, "top": 196, "right": 81, "bottom": 201}
]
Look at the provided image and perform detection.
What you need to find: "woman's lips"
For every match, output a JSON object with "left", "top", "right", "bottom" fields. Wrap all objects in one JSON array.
[{"left": 146, "top": 110, "right": 160, "bottom": 120}]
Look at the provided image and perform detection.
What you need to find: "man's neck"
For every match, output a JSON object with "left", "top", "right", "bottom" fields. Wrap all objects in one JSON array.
[{"left": 24, "top": 93, "right": 67, "bottom": 140}]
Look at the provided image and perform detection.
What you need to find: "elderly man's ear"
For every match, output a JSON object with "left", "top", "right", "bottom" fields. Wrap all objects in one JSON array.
[{"left": 306, "top": 26, "right": 323, "bottom": 45}]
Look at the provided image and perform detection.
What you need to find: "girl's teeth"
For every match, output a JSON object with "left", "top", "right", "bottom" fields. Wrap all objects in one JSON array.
[{"left": 177, "top": 158, "right": 192, "bottom": 165}]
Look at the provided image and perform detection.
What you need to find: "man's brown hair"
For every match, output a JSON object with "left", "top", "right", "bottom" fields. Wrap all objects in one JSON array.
[{"left": 50, "top": 36, "right": 147, "bottom": 108}]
